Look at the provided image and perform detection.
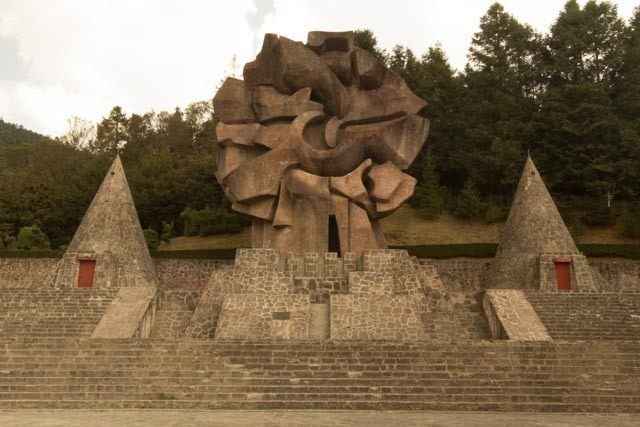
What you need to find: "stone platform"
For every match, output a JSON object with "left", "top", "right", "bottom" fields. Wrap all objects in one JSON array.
[{"left": 0, "top": 410, "right": 638, "bottom": 427}]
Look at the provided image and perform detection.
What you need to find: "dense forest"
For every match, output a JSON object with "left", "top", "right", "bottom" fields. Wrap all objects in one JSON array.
[{"left": 2, "top": 0, "right": 640, "bottom": 249}]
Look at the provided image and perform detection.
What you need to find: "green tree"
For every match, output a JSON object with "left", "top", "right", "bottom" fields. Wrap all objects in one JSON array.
[
  {"left": 413, "top": 158, "right": 444, "bottom": 219},
  {"left": 92, "top": 106, "right": 128, "bottom": 153},
  {"left": 353, "top": 29, "right": 387, "bottom": 62},
  {"left": 462, "top": 2, "right": 540, "bottom": 197},
  {"left": 143, "top": 228, "right": 160, "bottom": 251},
  {"left": 161, "top": 221, "right": 174, "bottom": 243},
  {"left": 16, "top": 225, "right": 50, "bottom": 250},
  {"left": 454, "top": 181, "right": 485, "bottom": 219},
  {"left": 535, "top": 0, "right": 626, "bottom": 199}
]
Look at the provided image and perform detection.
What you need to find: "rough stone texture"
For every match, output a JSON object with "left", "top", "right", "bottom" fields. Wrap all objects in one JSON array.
[
  {"left": 216, "top": 294, "right": 311, "bottom": 339},
  {"left": 149, "top": 290, "right": 200, "bottom": 338},
  {"left": 213, "top": 78, "right": 255, "bottom": 124},
  {"left": 235, "top": 248, "right": 285, "bottom": 272},
  {"left": 52, "top": 156, "right": 158, "bottom": 290},
  {"left": 330, "top": 294, "right": 427, "bottom": 340},
  {"left": 91, "top": 286, "right": 157, "bottom": 338},
  {"left": 0, "top": 258, "right": 58, "bottom": 289},
  {"left": 183, "top": 287, "right": 225, "bottom": 339},
  {"left": 154, "top": 258, "right": 232, "bottom": 290},
  {"left": 584, "top": 258, "right": 640, "bottom": 292},
  {"left": 181, "top": 249, "right": 447, "bottom": 340},
  {"left": 486, "top": 157, "right": 598, "bottom": 291},
  {"left": 216, "top": 31, "right": 429, "bottom": 256},
  {"left": 483, "top": 289, "right": 551, "bottom": 341}
]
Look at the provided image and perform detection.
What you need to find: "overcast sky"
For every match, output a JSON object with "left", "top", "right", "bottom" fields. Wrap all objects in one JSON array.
[{"left": 1, "top": 0, "right": 638, "bottom": 137}]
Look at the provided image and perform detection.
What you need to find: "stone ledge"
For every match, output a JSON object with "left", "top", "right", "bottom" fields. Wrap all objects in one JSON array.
[{"left": 483, "top": 289, "right": 551, "bottom": 341}]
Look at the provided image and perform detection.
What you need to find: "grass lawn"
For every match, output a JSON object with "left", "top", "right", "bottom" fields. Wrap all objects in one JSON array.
[{"left": 159, "top": 205, "right": 638, "bottom": 250}]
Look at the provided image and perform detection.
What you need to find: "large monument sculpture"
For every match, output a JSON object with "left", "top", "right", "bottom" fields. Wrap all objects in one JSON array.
[{"left": 214, "top": 31, "right": 429, "bottom": 255}]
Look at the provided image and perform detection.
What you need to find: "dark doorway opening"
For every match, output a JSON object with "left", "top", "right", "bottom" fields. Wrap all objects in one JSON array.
[{"left": 328, "top": 215, "right": 341, "bottom": 256}]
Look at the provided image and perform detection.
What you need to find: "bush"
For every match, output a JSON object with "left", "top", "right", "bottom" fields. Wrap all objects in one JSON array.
[
  {"left": 453, "top": 182, "right": 485, "bottom": 219},
  {"left": 621, "top": 205, "right": 640, "bottom": 239},
  {"left": 15, "top": 225, "right": 50, "bottom": 251},
  {"left": 143, "top": 229, "right": 160, "bottom": 251},
  {"left": 161, "top": 222, "right": 174, "bottom": 243}
]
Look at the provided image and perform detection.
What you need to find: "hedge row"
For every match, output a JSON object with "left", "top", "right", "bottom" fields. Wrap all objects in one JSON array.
[
  {"left": 1, "top": 244, "right": 639, "bottom": 260},
  {"left": 150, "top": 249, "right": 239, "bottom": 260},
  {"left": 390, "top": 244, "right": 498, "bottom": 258}
]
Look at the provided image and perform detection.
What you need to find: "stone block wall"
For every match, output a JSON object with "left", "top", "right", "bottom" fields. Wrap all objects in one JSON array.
[
  {"left": 330, "top": 294, "right": 426, "bottom": 340},
  {"left": 0, "top": 258, "right": 58, "bottom": 289},
  {"left": 236, "top": 248, "right": 284, "bottom": 272},
  {"left": 362, "top": 249, "right": 415, "bottom": 272},
  {"left": 3, "top": 255, "right": 640, "bottom": 292},
  {"left": 154, "top": 259, "right": 232, "bottom": 289},
  {"left": 590, "top": 258, "right": 640, "bottom": 291},
  {"left": 216, "top": 294, "right": 311, "bottom": 339}
]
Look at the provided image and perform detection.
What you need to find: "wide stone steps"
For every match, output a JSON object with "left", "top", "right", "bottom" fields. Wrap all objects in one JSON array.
[
  {"left": 525, "top": 292, "right": 640, "bottom": 340},
  {"left": 0, "top": 339, "right": 638, "bottom": 411},
  {"left": 0, "top": 289, "right": 115, "bottom": 337}
]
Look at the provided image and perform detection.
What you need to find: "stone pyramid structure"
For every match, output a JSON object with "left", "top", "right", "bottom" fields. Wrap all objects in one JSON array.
[
  {"left": 486, "top": 156, "right": 597, "bottom": 291},
  {"left": 53, "top": 155, "right": 157, "bottom": 289}
]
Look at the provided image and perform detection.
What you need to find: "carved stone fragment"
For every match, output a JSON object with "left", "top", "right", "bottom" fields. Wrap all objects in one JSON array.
[
  {"left": 252, "top": 86, "right": 323, "bottom": 122},
  {"left": 213, "top": 78, "right": 255, "bottom": 124}
]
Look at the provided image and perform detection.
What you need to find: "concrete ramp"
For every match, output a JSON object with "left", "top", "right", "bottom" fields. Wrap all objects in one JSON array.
[
  {"left": 92, "top": 287, "right": 157, "bottom": 338},
  {"left": 483, "top": 289, "right": 551, "bottom": 341}
]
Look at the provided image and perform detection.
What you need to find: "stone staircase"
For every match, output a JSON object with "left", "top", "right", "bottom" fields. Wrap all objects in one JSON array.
[
  {"left": 0, "top": 289, "right": 115, "bottom": 337},
  {"left": 150, "top": 290, "right": 200, "bottom": 339},
  {"left": 423, "top": 291, "right": 490, "bottom": 340},
  {"left": 525, "top": 292, "right": 640, "bottom": 341},
  {"left": 0, "top": 338, "right": 638, "bottom": 412}
]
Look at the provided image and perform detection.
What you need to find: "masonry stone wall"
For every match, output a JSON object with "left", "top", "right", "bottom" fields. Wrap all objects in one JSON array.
[
  {"left": 590, "top": 258, "right": 640, "bottom": 291},
  {"left": 154, "top": 259, "right": 232, "bottom": 289},
  {"left": 0, "top": 257, "right": 232, "bottom": 290},
  {"left": 216, "top": 294, "right": 311, "bottom": 339},
  {"left": 0, "top": 258, "right": 58, "bottom": 289},
  {"left": 330, "top": 294, "right": 427, "bottom": 340},
  {"left": 3, "top": 256, "right": 639, "bottom": 292}
]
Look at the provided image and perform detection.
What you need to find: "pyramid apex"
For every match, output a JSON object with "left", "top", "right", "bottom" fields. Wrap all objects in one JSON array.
[
  {"left": 486, "top": 155, "right": 599, "bottom": 291},
  {"left": 496, "top": 155, "right": 578, "bottom": 257},
  {"left": 53, "top": 157, "right": 157, "bottom": 289}
]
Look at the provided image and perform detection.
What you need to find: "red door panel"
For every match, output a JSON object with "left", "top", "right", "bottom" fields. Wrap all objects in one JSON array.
[
  {"left": 77, "top": 260, "right": 96, "bottom": 288},
  {"left": 554, "top": 261, "right": 571, "bottom": 291}
]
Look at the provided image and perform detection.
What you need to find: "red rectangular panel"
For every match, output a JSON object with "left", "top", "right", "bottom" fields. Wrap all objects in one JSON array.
[
  {"left": 554, "top": 261, "right": 571, "bottom": 291},
  {"left": 77, "top": 260, "right": 96, "bottom": 288}
]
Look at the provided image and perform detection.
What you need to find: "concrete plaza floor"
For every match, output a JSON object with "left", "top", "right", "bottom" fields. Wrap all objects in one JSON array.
[{"left": 0, "top": 410, "right": 639, "bottom": 427}]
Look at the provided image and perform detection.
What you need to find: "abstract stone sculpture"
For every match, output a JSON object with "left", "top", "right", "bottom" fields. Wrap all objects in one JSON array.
[{"left": 214, "top": 31, "right": 429, "bottom": 255}]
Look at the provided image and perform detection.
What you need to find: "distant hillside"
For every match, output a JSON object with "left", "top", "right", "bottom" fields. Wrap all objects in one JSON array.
[{"left": 0, "top": 118, "right": 51, "bottom": 145}]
